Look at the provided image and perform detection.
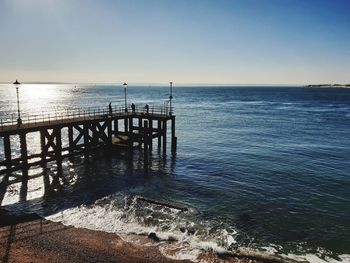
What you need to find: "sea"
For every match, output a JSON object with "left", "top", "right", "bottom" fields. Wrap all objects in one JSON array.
[{"left": 0, "top": 84, "right": 349, "bottom": 263}]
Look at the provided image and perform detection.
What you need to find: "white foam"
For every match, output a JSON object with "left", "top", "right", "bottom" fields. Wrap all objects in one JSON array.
[
  {"left": 45, "top": 194, "right": 235, "bottom": 262},
  {"left": 48, "top": 204, "right": 154, "bottom": 236},
  {"left": 45, "top": 194, "right": 349, "bottom": 263},
  {"left": 159, "top": 243, "right": 202, "bottom": 262}
]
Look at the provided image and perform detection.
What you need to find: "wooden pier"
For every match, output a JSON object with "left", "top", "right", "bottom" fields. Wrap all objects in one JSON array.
[{"left": 0, "top": 104, "right": 177, "bottom": 177}]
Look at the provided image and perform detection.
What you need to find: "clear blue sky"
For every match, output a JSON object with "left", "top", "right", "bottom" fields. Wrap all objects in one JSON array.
[{"left": 0, "top": 0, "right": 349, "bottom": 84}]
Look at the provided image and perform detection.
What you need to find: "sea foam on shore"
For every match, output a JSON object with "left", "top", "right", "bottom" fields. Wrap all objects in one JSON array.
[{"left": 45, "top": 193, "right": 350, "bottom": 263}]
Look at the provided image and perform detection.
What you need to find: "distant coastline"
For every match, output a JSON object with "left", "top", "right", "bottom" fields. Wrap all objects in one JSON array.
[{"left": 305, "top": 84, "right": 350, "bottom": 88}]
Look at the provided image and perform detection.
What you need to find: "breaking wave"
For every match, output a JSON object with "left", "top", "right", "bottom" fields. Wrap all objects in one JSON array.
[{"left": 46, "top": 193, "right": 350, "bottom": 263}]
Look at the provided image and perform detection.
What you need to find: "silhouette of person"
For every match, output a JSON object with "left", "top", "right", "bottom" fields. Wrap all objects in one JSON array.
[
  {"left": 145, "top": 104, "right": 149, "bottom": 114},
  {"left": 131, "top": 103, "right": 135, "bottom": 113},
  {"left": 109, "top": 102, "right": 112, "bottom": 116}
]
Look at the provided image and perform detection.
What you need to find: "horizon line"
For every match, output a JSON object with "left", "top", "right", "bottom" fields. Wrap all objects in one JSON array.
[
  {"left": 0, "top": 81, "right": 312, "bottom": 86},
  {"left": 1, "top": 81, "right": 349, "bottom": 86}
]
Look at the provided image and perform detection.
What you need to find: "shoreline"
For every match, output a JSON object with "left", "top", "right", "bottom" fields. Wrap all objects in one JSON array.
[{"left": 0, "top": 209, "right": 265, "bottom": 263}]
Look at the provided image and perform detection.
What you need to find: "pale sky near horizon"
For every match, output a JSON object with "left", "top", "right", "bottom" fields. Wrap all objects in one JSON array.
[{"left": 0, "top": 0, "right": 349, "bottom": 85}]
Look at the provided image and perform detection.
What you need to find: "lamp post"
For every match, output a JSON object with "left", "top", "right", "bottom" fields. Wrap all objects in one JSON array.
[
  {"left": 169, "top": 81, "right": 173, "bottom": 115},
  {"left": 123, "top": 82, "right": 128, "bottom": 112},
  {"left": 13, "top": 79, "right": 22, "bottom": 125}
]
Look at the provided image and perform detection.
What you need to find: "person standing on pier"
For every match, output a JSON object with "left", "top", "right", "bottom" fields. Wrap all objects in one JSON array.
[
  {"left": 109, "top": 102, "right": 112, "bottom": 116},
  {"left": 131, "top": 103, "right": 135, "bottom": 113},
  {"left": 145, "top": 104, "right": 149, "bottom": 115}
]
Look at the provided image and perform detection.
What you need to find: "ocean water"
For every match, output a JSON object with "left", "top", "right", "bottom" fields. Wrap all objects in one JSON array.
[{"left": 0, "top": 84, "right": 350, "bottom": 262}]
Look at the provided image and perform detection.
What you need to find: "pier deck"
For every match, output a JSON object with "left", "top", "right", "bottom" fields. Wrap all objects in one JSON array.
[
  {"left": 0, "top": 104, "right": 177, "bottom": 176},
  {"left": 0, "top": 112, "right": 172, "bottom": 135}
]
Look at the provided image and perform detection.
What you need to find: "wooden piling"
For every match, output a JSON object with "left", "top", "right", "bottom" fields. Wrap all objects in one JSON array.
[
  {"left": 114, "top": 119, "right": 119, "bottom": 135},
  {"left": 83, "top": 123, "right": 90, "bottom": 159},
  {"left": 0, "top": 173, "right": 9, "bottom": 205},
  {"left": 143, "top": 120, "right": 149, "bottom": 167},
  {"left": 20, "top": 133, "right": 28, "bottom": 169},
  {"left": 129, "top": 117, "right": 133, "bottom": 132},
  {"left": 138, "top": 117, "right": 142, "bottom": 147},
  {"left": 4, "top": 135, "right": 11, "bottom": 168},
  {"left": 91, "top": 122, "right": 98, "bottom": 146},
  {"left": 157, "top": 120, "right": 162, "bottom": 151},
  {"left": 171, "top": 116, "right": 176, "bottom": 154},
  {"left": 19, "top": 175, "right": 28, "bottom": 201},
  {"left": 107, "top": 119, "right": 112, "bottom": 145},
  {"left": 68, "top": 126, "right": 73, "bottom": 152},
  {"left": 19, "top": 132, "right": 28, "bottom": 201},
  {"left": 0, "top": 135, "right": 11, "bottom": 205},
  {"left": 40, "top": 130, "right": 46, "bottom": 163},
  {"left": 149, "top": 119, "right": 153, "bottom": 153},
  {"left": 124, "top": 118, "right": 128, "bottom": 133},
  {"left": 162, "top": 120, "right": 167, "bottom": 156},
  {"left": 42, "top": 166, "right": 51, "bottom": 196},
  {"left": 55, "top": 128, "right": 62, "bottom": 165},
  {"left": 39, "top": 130, "right": 50, "bottom": 195}
]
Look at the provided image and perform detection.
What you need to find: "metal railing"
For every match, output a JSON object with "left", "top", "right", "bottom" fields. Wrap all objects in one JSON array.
[{"left": 0, "top": 103, "right": 174, "bottom": 129}]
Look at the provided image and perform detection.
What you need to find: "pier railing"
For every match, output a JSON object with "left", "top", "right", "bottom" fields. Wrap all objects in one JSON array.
[{"left": 0, "top": 104, "right": 174, "bottom": 129}]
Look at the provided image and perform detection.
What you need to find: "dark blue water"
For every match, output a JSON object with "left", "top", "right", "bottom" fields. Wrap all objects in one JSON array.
[{"left": 1, "top": 85, "right": 350, "bottom": 261}]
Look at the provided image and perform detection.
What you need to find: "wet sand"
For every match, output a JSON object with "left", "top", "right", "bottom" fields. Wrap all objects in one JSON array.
[{"left": 0, "top": 210, "right": 262, "bottom": 263}]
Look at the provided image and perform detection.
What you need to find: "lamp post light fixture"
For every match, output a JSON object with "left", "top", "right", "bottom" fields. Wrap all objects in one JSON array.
[
  {"left": 123, "top": 82, "right": 128, "bottom": 112},
  {"left": 13, "top": 79, "right": 22, "bottom": 125},
  {"left": 169, "top": 81, "right": 173, "bottom": 115}
]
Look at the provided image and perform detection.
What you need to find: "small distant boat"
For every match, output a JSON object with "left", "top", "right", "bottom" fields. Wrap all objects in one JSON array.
[{"left": 72, "top": 86, "right": 80, "bottom": 93}]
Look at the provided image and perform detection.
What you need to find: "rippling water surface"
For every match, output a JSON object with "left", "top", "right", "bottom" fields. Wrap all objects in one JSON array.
[{"left": 0, "top": 84, "right": 350, "bottom": 262}]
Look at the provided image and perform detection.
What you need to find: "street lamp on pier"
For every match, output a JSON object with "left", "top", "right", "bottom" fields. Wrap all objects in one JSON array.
[
  {"left": 123, "top": 82, "right": 128, "bottom": 112},
  {"left": 13, "top": 79, "right": 22, "bottom": 125}
]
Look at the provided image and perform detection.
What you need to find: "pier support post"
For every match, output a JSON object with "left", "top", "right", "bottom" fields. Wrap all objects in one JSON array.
[
  {"left": 128, "top": 117, "right": 134, "bottom": 153},
  {"left": 0, "top": 171, "right": 9, "bottom": 205},
  {"left": 83, "top": 123, "right": 90, "bottom": 160},
  {"left": 40, "top": 130, "right": 47, "bottom": 163},
  {"left": 114, "top": 119, "right": 119, "bottom": 135},
  {"left": 129, "top": 117, "right": 133, "bottom": 133},
  {"left": 55, "top": 128, "right": 63, "bottom": 175},
  {"left": 91, "top": 122, "right": 99, "bottom": 146},
  {"left": 171, "top": 117, "right": 177, "bottom": 155},
  {"left": 124, "top": 118, "right": 128, "bottom": 133},
  {"left": 162, "top": 120, "right": 167, "bottom": 156},
  {"left": 138, "top": 117, "right": 142, "bottom": 147},
  {"left": 20, "top": 133, "right": 28, "bottom": 169},
  {"left": 143, "top": 120, "right": 149, "bottom": 167},
  {"left": 107, "top": 119, "right": 112, "bottom": 145},
  {"left": 157, "top": 120, "right": 162, "bottom": 151},
  {"left": 68, "top": 126, "right": 74, "bottom": 153},
  {"left": 0, "top": 135, "right": 11, "bottom": 205},
  {"left": 39, "top": 130, "right": 50, "bottom": 195},
  {"left": 19, "top": 132, "right": 28, "bottom": 201},
  {"left": 4, "top": 135, "right": 11, "bottom": 169},
  {"left": 149, "top": 119, "right": 153, "bottom": 153},
  {"left": 42, "top": 166, "right": 50, "bottom": 196}
]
